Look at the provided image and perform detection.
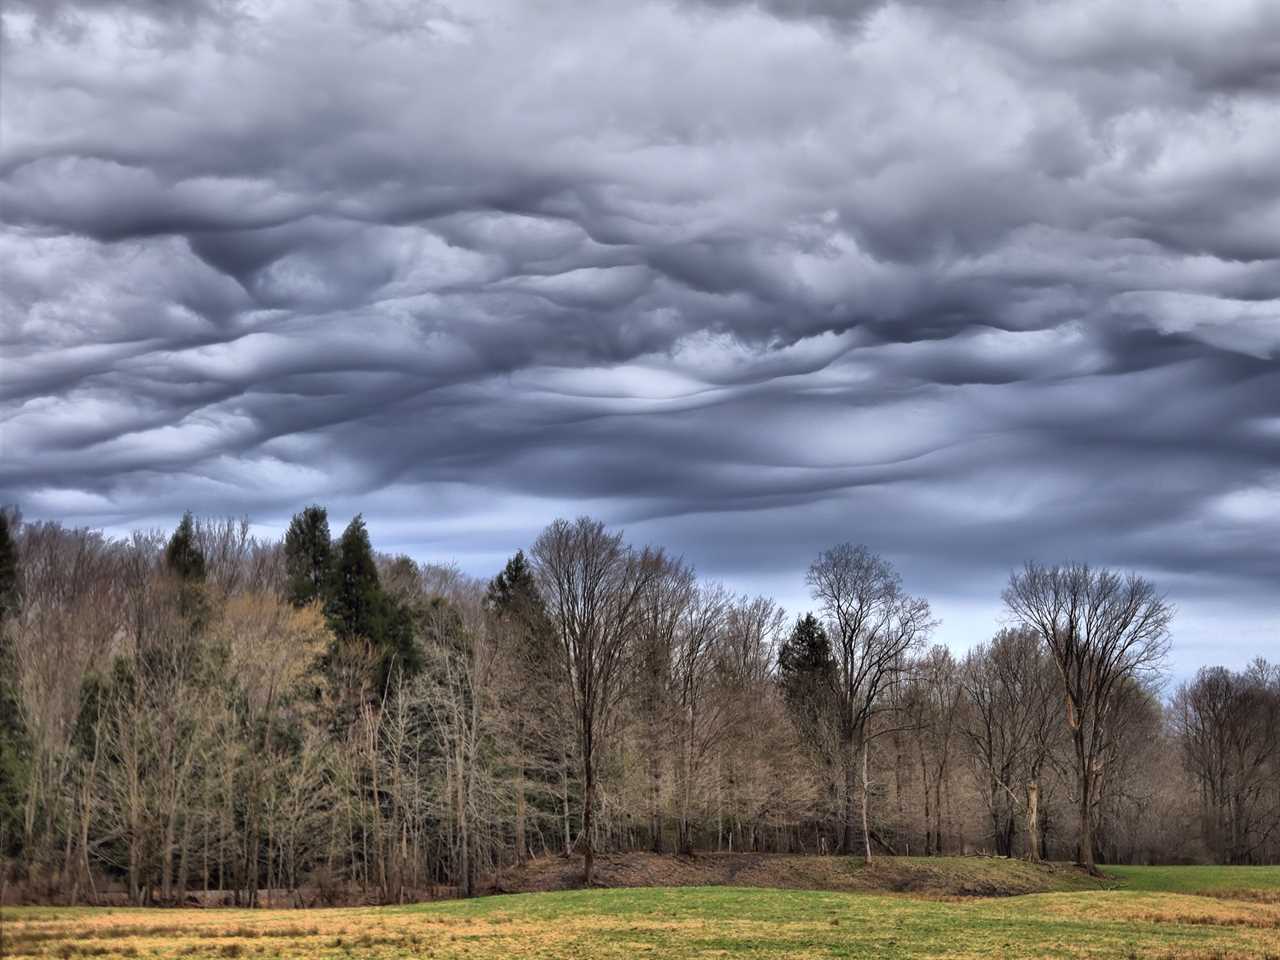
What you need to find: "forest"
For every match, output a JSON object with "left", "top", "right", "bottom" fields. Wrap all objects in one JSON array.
[{"left": 0, "top": 506, "right": 1276, "bottom": 906}]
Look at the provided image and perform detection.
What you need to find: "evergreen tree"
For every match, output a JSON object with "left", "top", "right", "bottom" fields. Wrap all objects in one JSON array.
[
  {"left": 777, "top": 613, "right": 836, "bottom": 737},
  {"left": 779, "top": 614, "right": 833, "bottom": 683},
  {"left": 327, "top": 515, "right": 382, "bottom": 643},
  {"left": 378, "top": 590, "right": 422, "bottom": 683},
  {"left": 165, "top": 511, "right": 207, "bottom": 583},
  {"left": 0, "top": 507, "right": 17, "bottom": 624},
  {"left": 0, "top": 508, "right": 25, "bottom": 855},
  {"left": 485, "top": 549, "right": 533, "bottom": 610},
  {"left": 284, "top": 505, "right": 333, "bottom": 608},
  {"left": 327, "top": 516, "right": 421, "bottom": 696},
  {"left": 487, "top": 551, "right": 549, "bottom": 628},
  {"left": 164, "top": 511, "right": 208, "bottom": 631},
  {"left": 487, "top": 549, "right": 556, "bottom": 663}
]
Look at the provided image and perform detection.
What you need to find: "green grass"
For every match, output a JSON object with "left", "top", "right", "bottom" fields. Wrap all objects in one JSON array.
[
  {"left": 1105, "top": 863, "right": 1280, "bottom": 895},
  {"left": 4, "top": 863, "right": 1280, "bottom": 959}
]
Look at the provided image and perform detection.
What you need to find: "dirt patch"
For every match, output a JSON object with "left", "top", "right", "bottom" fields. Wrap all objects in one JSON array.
[{"left": 485, "top": 853, "right": 1101, "bottom": 898}]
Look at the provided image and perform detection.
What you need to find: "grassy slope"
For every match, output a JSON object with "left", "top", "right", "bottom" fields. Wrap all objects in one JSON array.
[
  {"left": 494, "top": 851, "right": 1106, "bottom": 897},
  {"left": 4, "top": 861, "right": 1280, "bottom": 959}
]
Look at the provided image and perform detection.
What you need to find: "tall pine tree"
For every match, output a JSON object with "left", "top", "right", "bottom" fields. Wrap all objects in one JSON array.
[
  {"left": 164, "top": 511, "right": 206, "bottom": 583},
  {"left": 327, "top": 516, "right": 381, "bottom": 643},
  {"left": 0, "top": 508, "right": 17, "bottom": 624},
  {"left": 777, "top": 613, "right": 836, "bottom": 745},
  {"left": 0, "top": 508, "right": 25, "bottom": 855},
  {"left": 486, "top": 549, "right": 556, "bottom": 673},
  {"left": 326, "top": 516, "right": 420, "bottom": 699},
  {"left": 164, "top": 511, "right": 208, "bottom": 632},
  {"left": 284, "top": 505, "right": 333, "bottom": 608}
]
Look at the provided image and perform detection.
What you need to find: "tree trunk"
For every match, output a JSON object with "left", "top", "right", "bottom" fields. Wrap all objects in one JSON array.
[
  {"left": 127, "top": 739, "right": 142, "bottom": 905},
  {"left": 1026, "top": 781, "right": 1040, "bottom": 861},
  {"left": 842, "top": 738, "right": 858, "bottom": 855},
  {"left": 161, "top": 798, "right": 178, "bottom": 902},
  {"left": 515, "top": 773, "right": 527, "bottom": 866},
  {"left": 458, "top": 741, "right": 471, "bottom": 898},
  {"left": 1076, "top": 744, "right": 1098, "bottom": 875},
  {"left": 678, "top": 711, "right": 694, "bottom": 856},
  {"left": 561, "top": 750, "right": 572, "bottom": 857},
  {"left": 650, "top": 752, "right": 663, "bottom": 854},
  {"left": 582, "top": 755, "right": 595, "bottom": 885},
  {"left": 920, "top": 752, "right": 932, "bottom": 855},
  {"left": 177, "top": 805, "right": 194, "bottom": 904},
  {"left": 861, "top": 731, "right": 872, "bottom": 863},
  {"left": 935, "top": 773, "right": 946, "bottom": 856}
]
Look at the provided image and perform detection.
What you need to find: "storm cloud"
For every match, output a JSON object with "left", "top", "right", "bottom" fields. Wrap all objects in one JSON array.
[{"left": 1, "top": 0, "right": 1277, "bottom": 669}]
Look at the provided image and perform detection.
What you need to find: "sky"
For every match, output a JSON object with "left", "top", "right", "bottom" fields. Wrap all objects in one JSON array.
[{"left": 1, "top": 0, "right": 1277, "bottom": 676}]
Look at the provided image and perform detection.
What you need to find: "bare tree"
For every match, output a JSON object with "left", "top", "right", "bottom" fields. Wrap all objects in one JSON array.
[
  {"left": 959, "top": 628, "right": 1061, "bottom": 859},
  {"left": 1175, "top": 661, "right": 1280, "bottom": 864},
  {"left": 7, "top": 523, "right": 121, "bottom": 893},
  {"left": 631, "top": 556, "right": 695, "bottom": 853},
  {"left": 194, "top": 517, "right": 255, "bottom": 602},
  {"left": 714, "top": 595, "right": 785, "bottom": 851},
  {"left": 531, "top": 517, "right": 658, "bottom": 884},
  {"left": 216, "top": 592, "right": 329, "bottom": 903},
  {"left": 1003, "top": 563, "right": 1171, "bottom": 875},
  {"left": 806, "top": 544, "right": 932, "bottom": 860},
  {"left": 671, "top": 582, "right": 731, "bottom": 854},
  {"left": 419, "top": 579, "right": 505, "bottom": 897},
  {"left": 905, "top": 646, "right": 962, "bottom": 855}
]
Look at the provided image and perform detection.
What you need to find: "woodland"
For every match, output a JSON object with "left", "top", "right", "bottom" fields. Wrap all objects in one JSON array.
[{"left": 0, "top": 506, "right": 1275, "bottom": 905}]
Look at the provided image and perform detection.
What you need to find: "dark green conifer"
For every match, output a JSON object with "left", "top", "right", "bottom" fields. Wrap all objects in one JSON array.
[{"left": 283, "top": 505, "right": 333, "bottom": 608}]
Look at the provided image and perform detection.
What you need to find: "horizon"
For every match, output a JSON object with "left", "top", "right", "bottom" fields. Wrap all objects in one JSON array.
[{"left": 59, "top": 504, "right": 1273, "bottom": 682}]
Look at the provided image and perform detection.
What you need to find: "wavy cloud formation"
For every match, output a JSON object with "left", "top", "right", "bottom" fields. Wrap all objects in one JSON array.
[{"left": 2, "top": 0, "right": 1277, "bottom": 668}]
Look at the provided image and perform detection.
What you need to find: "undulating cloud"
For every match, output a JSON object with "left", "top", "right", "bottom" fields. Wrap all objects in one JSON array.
[{"left": 2, "top": 0, "right": 1277, "bottom": 670}]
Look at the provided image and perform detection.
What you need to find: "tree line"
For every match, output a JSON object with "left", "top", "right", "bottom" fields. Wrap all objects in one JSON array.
[{"left": 0, "top": 506, "right": 1276, "bottom": 905}]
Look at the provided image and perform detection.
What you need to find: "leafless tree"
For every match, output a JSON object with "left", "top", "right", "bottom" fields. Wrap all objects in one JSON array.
[
  {"left": 905, "top": 646, "right": 962, "bottom": 855},
  {"left": 1175, "top": 661, "right": 1280, "bottom": 864},
  {"left": 631, "top": 555, "right": 694, "bottom": 853},
  {"left": 7, "top": 523, "right": 121, "bottom": 894},
  {"left": 671, "top": 582, "right": 731, "bottom": 854},
  {"left": 959, "top": 628, "right": 1061, "bottom": 859},
  {"left": 419, "top": 579, "right": 505, "bottom": 897},
  {"left": 216, "top": 592, "right": 329, "bottom": 903},
  {"left": 1003, "top": 562, "right": 1172, "bottom": 875},
  {"left": 806, "top": 544, "right": 932, "bottom": 860},
  {"left": 531, "top": 517, "right": 659, "bottom": 884}
]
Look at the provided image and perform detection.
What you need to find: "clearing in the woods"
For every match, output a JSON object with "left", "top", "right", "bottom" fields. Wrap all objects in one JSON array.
[{"left": 3, "top": 858, "right": 1280, "bottom": 959}]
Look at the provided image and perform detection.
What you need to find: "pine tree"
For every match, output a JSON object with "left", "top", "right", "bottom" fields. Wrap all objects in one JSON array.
[
  {"left": 0, "top": 508, "right": 25, "bottom": 854},
  {"left": 163, "top": 512, "right": 210, "bottom": 647},
  {"left": 0, "top": 508, "right": 17, "bottom": 624},
  {"left": 485, "top": 549, "right": 533, "bottom": 610},
  {"left": 164, "top": 511, "right": 206, "bottom": 583},
  {"left": 327, "top": 516, "right": 382, "bottom": 643},
  {"left": 779, "top": 614, "right": 833, "bottom": 683},
  {"left": 487, "top": 549, "right": 556, "bottom": 666},
  {"left": 284, "top": 505, "right": 333, "bottom": 608},
  {"left": 326, "top": 516, "right": 421, "bottom": 698},
  {"left": 777, "top": 613, "right": 835, "bottom": 734}
]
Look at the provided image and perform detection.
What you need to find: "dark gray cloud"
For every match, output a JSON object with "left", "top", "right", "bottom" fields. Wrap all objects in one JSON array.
[{"left": 1, "top": 0, "right": 1277, "bottom": 671}]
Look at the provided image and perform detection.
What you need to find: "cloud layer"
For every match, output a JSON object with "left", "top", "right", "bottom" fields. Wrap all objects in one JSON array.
[{"left": 2, "top": 0, "right": 1277, "bottom": 669}]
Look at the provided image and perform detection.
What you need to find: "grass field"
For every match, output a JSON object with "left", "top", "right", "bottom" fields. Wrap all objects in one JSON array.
[
  {"left": 3, "top": 862, "right": 1279, "bottom": 959},
  {"left": 1105, "top": 864, "right": 1280, "bottom": 898}
]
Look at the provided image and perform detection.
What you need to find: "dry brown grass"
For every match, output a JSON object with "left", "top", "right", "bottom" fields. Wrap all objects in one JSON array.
[{"left": 5, "top": 880, "right": 1280, "bottom": 959}]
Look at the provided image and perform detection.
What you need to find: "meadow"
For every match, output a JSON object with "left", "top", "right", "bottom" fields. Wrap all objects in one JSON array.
[{"left": 3, "top": 862, "right": 1279, "bottom": 959}]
